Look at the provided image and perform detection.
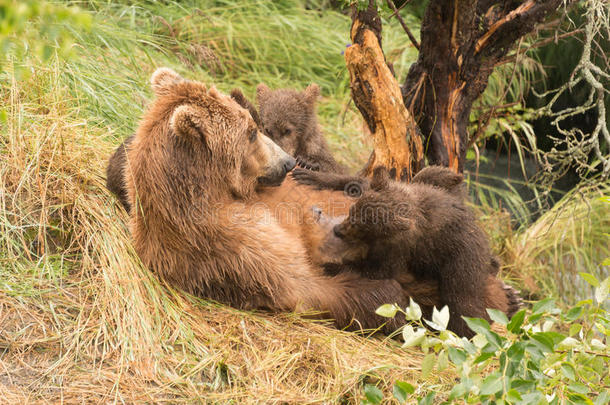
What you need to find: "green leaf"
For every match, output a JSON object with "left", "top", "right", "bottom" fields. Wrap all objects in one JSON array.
[
  {"left": 532, "top": 297, "right": 556, "bottom": 314},
  {"left": 463, "top": 317, "right": 491, "bottom": 334},
  {"left": 561, "top": 363, "right": 576, "bottom": 381},
  {"left": 601, "top": 258, "right": 610, "bottom": 266},
  {"left": 393, "top": 381, "right": 414, "bottom": 404},
  {"left": 594, "top": 391, "right": 610, "bottom": 405},
  {"left": 531, "top": 331, "right": 566, "bottom": 352},
  {"left": 474, "top": 352, "right": 494, "bottom": 364},
  {"left": 448, "top": 347, "right": 467, "bottom": 365},
  {"left": 448, "top": 383, "right": 467, "bottom": 401},
  {"left": 569, "top": 323, "right": 582, "bottom": 337},
  {"left": 375, "top": 303, "right": 398, "bottom": 318},
  {"left": 364, "top": 384, "right": 383, "bottom": 404},
  {"left": 420, "top": 353, "right": 436, "bottom": 378},
  {"left": 568, "top": 381, "right": 589, "bottom": 395},
  {"left": 437, "top": 350, "right": 448, "bottom": 371},
  {"left": 487, "top": 308, "right": 508, "bottom": 325},
  {"left": 511, "top": 379, "right": 535, "bottom": 393},
  {"left": 564, "top": 306, "right": 584, "bottom": 322},
  {"left": 418, "top": 392, "right": 435, "bottom": 405},
  {"left": 579, "top": 272, "right": 599, "bottom": 287},
  {"left": 506, "top": 389, "right": 523, "bottom": 403},
  {"left": 480, "top": 373, "right": 503, "bottom": 396},
  {"left": 507, "top": 309, "right": 526, "bottom": 333},
  {"left": 506, "top": 342, "right": 525, "bottom": 363}
]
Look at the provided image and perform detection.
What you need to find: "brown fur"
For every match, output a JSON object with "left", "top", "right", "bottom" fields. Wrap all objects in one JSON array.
[
  {"left": 126, "top": 68, "right": 406, "bottom": 332},
  {"left": 257, "top": 176, "right": 521, "bottom": 334},
  {"left": 257, "top": 83, "right": 346, "bottom": 173},
  {"left": 292, "top": 164, "right": 465, "bottom": 198},
  {"left": 106, "top": 88, "right": 260, "bottom": 213},
  {"left": 315, "top": 167, "right": 513, "bottom": 337}
]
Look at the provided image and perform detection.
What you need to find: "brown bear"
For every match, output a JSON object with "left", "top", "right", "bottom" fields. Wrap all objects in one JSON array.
[
  {"left": 255, "top": 172, "right": 521, "bottom": 337},
  {"left": 311, "top": 167, "right": 516, "bottom": 337},
  {"left": 256, "top": 83, "right": 346, "bottom": 173},
  {"left": 126, "top": 67, "right": 408, "bottom": 332},
  {"left": 106, "top": 88, "right": 260, "bottom": 213}
]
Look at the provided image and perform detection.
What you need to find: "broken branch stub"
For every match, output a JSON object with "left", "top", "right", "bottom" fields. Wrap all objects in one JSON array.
[{"left": 345, "top": 22, "right": 424, "bottom": 180}]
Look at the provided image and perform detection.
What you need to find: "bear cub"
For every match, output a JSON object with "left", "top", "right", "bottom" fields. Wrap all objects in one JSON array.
[
  {"left": 319, "top": 166, "right": 506, "bottom": 337},
  {"left": 257, "top": 83, "right": 346, "bottom": 173}
]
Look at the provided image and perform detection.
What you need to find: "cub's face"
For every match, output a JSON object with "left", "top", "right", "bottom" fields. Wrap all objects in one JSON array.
[
  {"left": 320, "top": 188, "right": 415, "bottom": 264},
  {"left": 256, "top": 83, "right": 320, "bottom": 156}
]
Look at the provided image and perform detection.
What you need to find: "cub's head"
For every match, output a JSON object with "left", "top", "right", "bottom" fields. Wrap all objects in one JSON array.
[
  {"left": 325, "top": 167, "right": 418, "bottom": 263},
  {"left": 256, "top": 83, "right": 320, "bottom": 156},
  {"left": 144, "top": 68, "right": 295, "bottom": 200}
]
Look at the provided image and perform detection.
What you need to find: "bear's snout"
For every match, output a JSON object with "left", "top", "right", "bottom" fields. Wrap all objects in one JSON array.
[
  {"left": 257, "top": 136, "right": 296, "bottom": 187},
  {"left": 282, "top": 156, "right": 296, "bottom": 173}
]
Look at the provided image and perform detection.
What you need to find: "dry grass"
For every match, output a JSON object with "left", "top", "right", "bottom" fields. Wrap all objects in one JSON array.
[{"left": 0, "top": 61, "right": 449, "bottom": 404}]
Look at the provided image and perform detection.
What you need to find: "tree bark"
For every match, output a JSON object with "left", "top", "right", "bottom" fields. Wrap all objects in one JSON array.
[
  {"left": 401, "top": 0, "right": 564, "bottom": 172},
  {"left": 345, "top": 1, "right": 424, "bottom": 181}
]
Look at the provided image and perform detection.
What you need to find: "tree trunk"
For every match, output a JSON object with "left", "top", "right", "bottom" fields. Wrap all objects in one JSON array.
[
  {"left": 402, "top": 0, "right": 564, "bottom": 172},
  {"left": 345, "top": 1, "right": 424, "bottom": 181},
  {"left": 347, "top": 0, "right": 564, "bottom": 174}
]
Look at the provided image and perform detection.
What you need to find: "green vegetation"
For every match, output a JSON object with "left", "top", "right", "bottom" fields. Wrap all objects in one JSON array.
[
  {"left": 0, "top": 0, "right": 608, "bottom": 402},
  {"left": 371, "top": 272, "right": 609, "bottom": 404}
]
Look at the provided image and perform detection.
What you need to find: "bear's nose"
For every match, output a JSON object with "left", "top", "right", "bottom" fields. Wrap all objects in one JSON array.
[
  {"left": 283, "top": 156, "right": 296, "bottom": 173},
  {"left": 333, "top": 224, "right": 346, "bottom": 239}
]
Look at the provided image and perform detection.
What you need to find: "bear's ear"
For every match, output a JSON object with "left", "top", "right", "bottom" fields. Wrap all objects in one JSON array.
[
  {"left": 371, "top": 166, "right": 390, "bottom": 191},
  {"left": 256, "top": 83, "right": 271, "bottom": 105},
  {"left": 150, "top": 67, "right": 182, "bottom": 95},
  {"left": 170, "top": 105, "right": 209, "bottom": 144},
  {"left": 304, "top": 83, "right": 320, "bottom": 105}
]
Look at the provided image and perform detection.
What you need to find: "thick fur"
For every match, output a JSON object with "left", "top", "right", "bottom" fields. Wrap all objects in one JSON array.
[
  {"left": 257, "top": 83, "right": 346, "bottom": 173},
  {"left": 106, "top": 88, "right": 260, "bottom": 213},
  {"left": 126, "top": 68, "right": 407, "bottom": 332},
  {"left": 317, "top": 167, "right": 512, "bottom": 337},
  {"left": 257, "top": 176, "right": 522, "bottom": 335}
]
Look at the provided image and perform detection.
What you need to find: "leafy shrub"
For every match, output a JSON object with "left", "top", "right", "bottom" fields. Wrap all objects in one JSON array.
[{"left": 368, "top": 272, "right": 609, "bottom": 404}]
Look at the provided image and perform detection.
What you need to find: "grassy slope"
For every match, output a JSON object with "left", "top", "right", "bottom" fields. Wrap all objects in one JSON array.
[{"left": 0, "top": 0, "right": 608, "bottom": 403}]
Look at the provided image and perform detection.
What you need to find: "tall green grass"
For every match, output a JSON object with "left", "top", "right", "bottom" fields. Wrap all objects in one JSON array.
[{"left": 25, "top": 0, "right": 419, "bottom": 168}]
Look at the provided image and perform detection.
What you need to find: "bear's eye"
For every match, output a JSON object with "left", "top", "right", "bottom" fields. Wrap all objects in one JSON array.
[
  {"left": 249, "top": 128, "right": 258, "bottom": 143},
  {"left": 282, "top": 128, "right": 291, "bottom": 137}
]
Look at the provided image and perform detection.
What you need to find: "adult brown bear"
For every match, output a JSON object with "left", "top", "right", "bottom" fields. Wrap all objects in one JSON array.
[{"left": 126, "top": 67, "right": 406, "bottom": 331}]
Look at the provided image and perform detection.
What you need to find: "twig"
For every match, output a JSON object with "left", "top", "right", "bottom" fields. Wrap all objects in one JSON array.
[
  {"left": 386, "top": 0, "right": 420, "bottom": 50},
  {"left": 388, "top": 0, "right": 412, "bottom": 18}
]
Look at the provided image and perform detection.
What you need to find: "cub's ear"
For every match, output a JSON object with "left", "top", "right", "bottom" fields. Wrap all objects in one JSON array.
[
  {"left": 170, "top": 105, "right": 208, "bottom": 144},
  {"left": 256, "top": 83, "right": 271, "bottom": 104},
  {"left": 231, "top": 88, "right": 262, "bottom": 127},
  {"left": 304, "top": 83, "right": 320, "bottom": 104},
  {"left": 150, "top": 67, "right": 182, "bottom": 95},
  {"left": 370, "top": 166, "right": 390, "bottom": 191},
  {"left": 412, "top": 165, "right": 464, "bottom": 191}
]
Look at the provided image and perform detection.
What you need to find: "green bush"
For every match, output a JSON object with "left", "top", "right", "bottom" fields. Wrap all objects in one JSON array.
[{"left": 368, "top": 271, "right": 609, "bottom": 404}]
